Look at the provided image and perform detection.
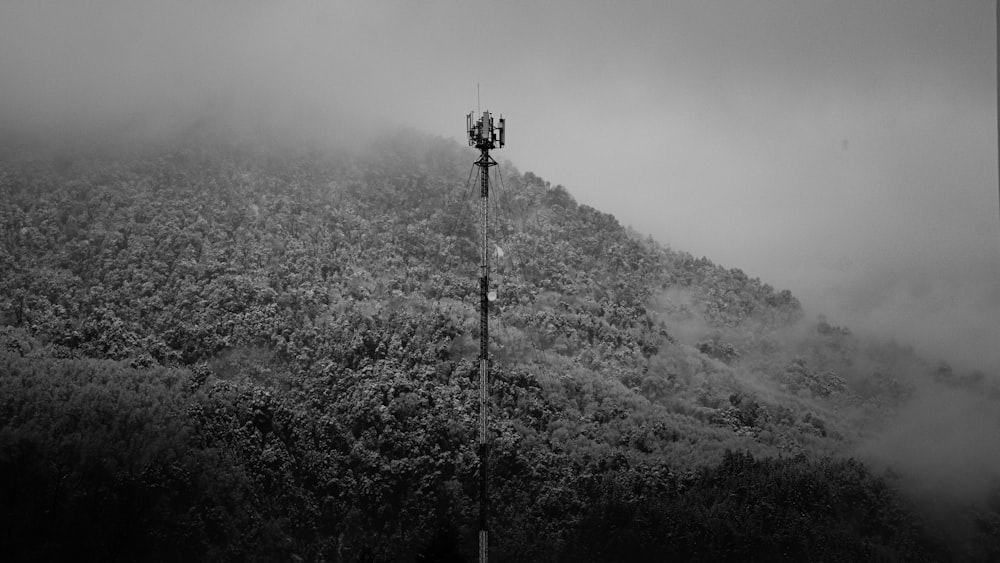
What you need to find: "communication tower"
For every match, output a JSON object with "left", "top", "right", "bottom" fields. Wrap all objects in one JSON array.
[{"left": 467, "top": 109, "right": 504, "bottom": 563}]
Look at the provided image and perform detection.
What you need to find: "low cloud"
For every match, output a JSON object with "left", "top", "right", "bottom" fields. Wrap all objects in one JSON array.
[
  {"left": 857, "top": 384, "right": 1000, "bottom": 538},
  {"left": 792, "top": 252, "right": 1000, "bottom": 377}
]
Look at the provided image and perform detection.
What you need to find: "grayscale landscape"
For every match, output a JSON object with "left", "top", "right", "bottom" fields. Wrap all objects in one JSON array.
[{"left": 1, "top": 1, "right": 997, "bottom": 561}]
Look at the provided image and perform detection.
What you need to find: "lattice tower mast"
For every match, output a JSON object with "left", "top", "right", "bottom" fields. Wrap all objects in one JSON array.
[{"left": 466, "top": 108, "right": 505, "bottom": 563}]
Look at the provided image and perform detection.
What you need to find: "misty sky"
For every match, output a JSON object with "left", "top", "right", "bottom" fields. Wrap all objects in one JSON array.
[{"left": 1, "top": 0, "right": 997, "bottom": 373}]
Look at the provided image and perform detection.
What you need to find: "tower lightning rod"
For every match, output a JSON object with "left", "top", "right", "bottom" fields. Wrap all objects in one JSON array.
[{"left": 467, "top": 107, "right": 505, "bottom": 563}]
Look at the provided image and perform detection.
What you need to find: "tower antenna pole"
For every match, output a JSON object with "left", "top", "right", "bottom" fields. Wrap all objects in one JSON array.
[{"left": 466, "top": 106, "right": 505, "bottom": 563}]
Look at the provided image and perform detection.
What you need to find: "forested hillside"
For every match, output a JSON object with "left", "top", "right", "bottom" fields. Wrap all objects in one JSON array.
[{"left": 1, "top": 132, "right": 997, "bottom": 561}]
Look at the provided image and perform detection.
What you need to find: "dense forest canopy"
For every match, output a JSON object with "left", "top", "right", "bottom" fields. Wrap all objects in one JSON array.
[{"left": 1, "top": 132, "right": 997, "bottom": 561}]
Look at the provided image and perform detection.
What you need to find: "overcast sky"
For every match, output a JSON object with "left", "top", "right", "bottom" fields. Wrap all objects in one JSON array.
[{"left": 1, "top": 0, "right": 997, "bottom": 373}]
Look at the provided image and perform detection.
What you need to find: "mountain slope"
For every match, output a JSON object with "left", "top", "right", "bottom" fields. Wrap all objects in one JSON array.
[{"left": 0, "top": 133, "right": 996, "bottom": 561}]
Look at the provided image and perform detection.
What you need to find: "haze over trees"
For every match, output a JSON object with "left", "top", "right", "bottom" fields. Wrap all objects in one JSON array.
[{"left": 1, "top": 131, "right": 998, "bottom": 561}]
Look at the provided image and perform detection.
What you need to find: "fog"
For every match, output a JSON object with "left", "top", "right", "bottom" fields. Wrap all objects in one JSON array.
[
  {"left": 1, "top": 0, "right": 997, "bottom": 376},
  {"left": 859, "top": 384, "right": 1000, "bottom": 542},
  {"left": 862, "top": 386, "right": 1000, "bottom": 503}
]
